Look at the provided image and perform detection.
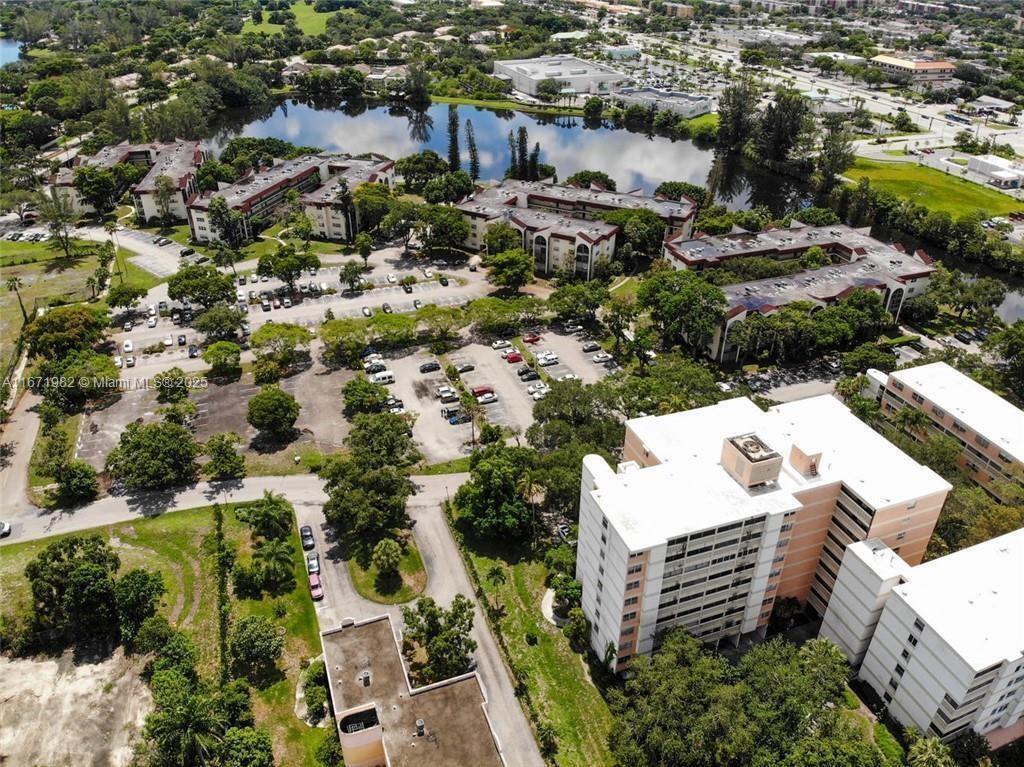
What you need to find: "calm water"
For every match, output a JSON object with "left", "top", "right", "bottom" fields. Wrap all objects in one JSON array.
[
  {"left": 0, "top": 38, "right": 20, "bottom": 66},
  {"left": 208, "top": 99, "right": 1023, "bottom": 320},
  {"left": 208, "top": 99, "right": 811, "bottom": 214}
]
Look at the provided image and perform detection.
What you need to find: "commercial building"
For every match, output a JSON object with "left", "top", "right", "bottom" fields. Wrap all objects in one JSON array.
[
  {"left": 869, "top": 54, "right": 956, "bottom": 86},
  {"left": 871, "top": 362, "right": 1024, "bottom": 502},
  {"left": 492, "top": 55, "right": 628, "bottom": 96},
  {"left": 577, "top": 396, "right": 951, "bottom": 671},
  {"left": 52, "top": 140, "right": 205, "bottom": 217},
  {"left": 663, "top": 2, "right": 695, "bottom": 17},
  {"left": 300, "top": 155, "right": 395, "bottom": 242},
  {"left": 603, "top": 45, "right": 640, "bottom": 60},
  {"left": 321, "top": 615, "right": 504, "bottom": 767},
  {"left": 612, "top": 87, "right": 712, "bottom": 118},
  {"left": 801, "top": 51, "right": 867, "bottom": 66},
  {"left": 188, "top": 155, "right": 325, "bottom": 243},
  {"left": 967, "top": 154, "right": 1024, "bottom": 189},
  {"left": 663, "top": 223, "right": 937, "bottom": 361},
  {"left": 820, "top": 530, "right": 1024, "bottom": 748},
  {"left": 457, "top": 179, "right": 696, "bottom": 279}
]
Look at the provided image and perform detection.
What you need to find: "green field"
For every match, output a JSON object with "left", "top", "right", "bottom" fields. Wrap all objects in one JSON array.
[
  {"left": 0, "top": 504, "right": 323, "bottom": 766},
  {"left": 846, "top": 158, "right": 1023, "bottom": 217},
  {"left": 242, "top": 2, "right": 337, "bottom": 35},
  {"left": 451, "top": 508, "right": 614, "bottom": 767}
]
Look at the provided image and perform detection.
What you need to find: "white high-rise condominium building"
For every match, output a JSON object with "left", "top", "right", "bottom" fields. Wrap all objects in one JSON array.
[
  {"left": 576, "top": 396, "right": 951, "bottom": 672},
  {"left": 821, "top": 530, "right": 1024, "bottom": 749}
]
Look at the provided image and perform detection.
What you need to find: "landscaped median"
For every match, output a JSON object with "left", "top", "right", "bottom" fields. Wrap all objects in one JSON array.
[
  {"left": 443, "top": 501, "right": 615, "bottom": 767},
  {"left": 347, "top": 534, "right": 427, "bottom": 604}
]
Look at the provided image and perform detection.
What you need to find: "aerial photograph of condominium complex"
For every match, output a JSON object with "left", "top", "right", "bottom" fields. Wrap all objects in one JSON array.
[{"left": 2, "top": 0, "right": 1023, "bottom": 766}]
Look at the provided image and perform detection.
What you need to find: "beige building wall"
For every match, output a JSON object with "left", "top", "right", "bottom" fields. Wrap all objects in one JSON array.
[{"left": 774, "top": 483, "right": 841, "bottom": 602}]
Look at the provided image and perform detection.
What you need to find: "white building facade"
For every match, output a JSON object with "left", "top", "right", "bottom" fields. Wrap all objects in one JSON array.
[
  {"left": 493, "top": 55, "right": 628, "bottom": 96},
  {"left": 821, "top": 531, "right": 1024, "bottom": 749}
]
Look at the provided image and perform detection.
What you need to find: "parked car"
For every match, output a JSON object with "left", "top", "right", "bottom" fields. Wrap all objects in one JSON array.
[
  {"left": 470, "top": 385, "right": 494, "bottom": 397},
  {"left": 123, "top": 320, "right": 134, "bottom": 332},
  {"left": 491, "top": 339, "right": 511, "bottom": 350},
  {"left": 527, "top": 382, "right": 549, "bottom": 395},
  {"left": 365, "top": 362, "right": 387, "bottom": 375},
  {"left": 306, "top": 552, "right": 320, "bottom": 575},
  {"left": 557, "top": 373, "right": 578, "bottom": 382},
  {"left": 362, "top": 307, "right": 373, "bottom": 317},
  {"left": 382, "top": 303, "right": 393, "bottom": 314},
  {"left": 581, "top": 341, "right": 601, "bottom": 353},
  {"left": 522, "top": 332, "right": 541, "bottom": 344},
  {"left": 592, "top": 352, "right": 613, "bottom": 363},
  {"left": 147, "top": 316, "right": 157, "bottom": 328},
  {"left": 476, "top": 392, "right": 498, "bottom": 405},
  {"left": 300, "top": 525, "right": 316, "bottom": 550},
  {"left": 419, "top": 361, "right": 441, "bottom": 373},
  {"left": 188, "top": 345, "right": 200, "bottom": 358},
  {"left": 505, "top": 352, "right": 523, "bottom": 363},
  {"left": 125, "top": 356, "right": 136, "bottom": 368},
  {"left": 114, "top": 356, "right": 123, "bottom": 368},
  {"left": 413, "top": 299, "right": 423, "bottom": 310},
  {"left": 438, "top": 276, "right": 449, "bottom": 286},
  {"left": 123, "top": 340, "right": 134, "bottom": 353},
  {"left": 516, "top": 365, "right": 533, "bottom": 377},
  {"left": 456, "top": 363, "right": 475, "bottom": 373},
  {"left": 387, "top": 273, "right": 397, "bottom": 284},
  {"left": 308, "top": 574, "right": 324, "bottom": 601},
  {"left": 0, "top": 520, "right": 11, "bottom": 538},
  {"left": 163, "top": 335, "right": 173, "bottom": 347},
  {"left": 179, "top": 248, "right": 195, "bottom": 257},
  {"left": 177, "top": 334, "right": 187, "bottom": 346},
  {"left": 521, "top": 370, "right": 541, "bottom": 382},
  {"left": 538, "top": 356, "right": 559, "bottom": 367},
  {"left": 402, "top": 283, "right": 414, "bottom": 294},
  {"left": 436, "top": 384, "right": 458, "bottom": 398},
  {"left": 449, "top": 412, "right": 472, "bottom": 425},
  {"left": 954, "top": 331, "right": 974, "bottom": 344}
]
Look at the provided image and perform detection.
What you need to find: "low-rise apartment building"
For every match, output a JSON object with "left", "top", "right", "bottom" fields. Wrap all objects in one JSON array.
[
  {"left": 821, "top": 530, "right": 1024, "bottom": 749},
  {"left": 187, "top": 155, "right": 327, "bottom": 243},
  {"left": 664, "top": 223, "right": 937, "bottom": 361},
  {"left": 871, "top": 361, "right": 1024, "bottom": 502},
  {"left": 869, "top": 54, "right": 956, "bottom": 86},
  {"left": 577, "top": 396, "right": 950, "bottom": 671},
  {"left": 321, "top": 614, "right": 504, "bottom": 767},
  {"left": 457, "top": 179, "right": 696, "bottom": 279},
  {"left": 300, "top": 155, "right": 395, "bottom": 242},
  {"left": 53, "top": 140, "right": 205, "bottom": 217},
  {"left": 492, "top": 55, "right": 628, "bottom": 96}
]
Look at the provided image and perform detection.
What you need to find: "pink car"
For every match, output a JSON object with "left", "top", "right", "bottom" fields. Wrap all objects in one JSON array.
[{"left": 308, "top": 574, "right": 324, "bottom": 601}]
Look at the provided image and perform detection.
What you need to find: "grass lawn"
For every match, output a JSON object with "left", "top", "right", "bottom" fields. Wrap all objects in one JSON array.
[
  {"left": 136, "top": 223, "right": 286, "bottom": 264},
  {"left": 242, "top": 2, "right": 337, "bottom": 35},
  {"left": 0, "top": 503, "right": 324, "bottom": 767},
  {"left": 27, "top": 414, "right": 82, "bottom": 503},
  {"left": 845, "top": 158, "right": 1022, "bottom": 217},
  {"left": 452, "top": 511, "right": 614, "bottom": 767},
  {"left": 685, "top": 112, "right": 719, "bottom": 131},
  {"left": 114, "top": 247, "right": 166, "bottom": 290},
  {"left": 419, "top": 456, "right": 472, "bottom": 475},
  {"left": 347, "top": 536, "right": 427, "bottom": 604},
  {"left": 609, "top": 275, "right": 640, "bottom": 298},
  {"left": 244, "top": 444, "right": 330, "bottom": 477}
]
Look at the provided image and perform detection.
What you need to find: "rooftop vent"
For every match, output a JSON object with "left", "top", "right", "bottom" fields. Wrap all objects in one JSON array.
[
  {"left": 416, "top": 719, "right": 425, "bottom": 736},
  {"left": 721, "top": 434, "right": 782, "bottom": 488},
  {"left": 359, "top": 670, "right": 371, "bottom": 687}
]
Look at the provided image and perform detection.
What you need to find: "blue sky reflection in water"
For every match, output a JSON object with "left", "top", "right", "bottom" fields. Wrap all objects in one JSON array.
[{"left": 209, "top": 99, "right": 810, "bottom": 215}]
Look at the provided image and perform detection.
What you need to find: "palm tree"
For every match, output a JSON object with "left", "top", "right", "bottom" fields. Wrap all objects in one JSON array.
[
  {"left": 6, "top": 277, "right": 27, "bottom": 323},
  {"left": 256, "top": 538, "right": 294, "bottom": 585},
  {"left": 243, "top": 491, "right": 291, "bottom": 540},
  {"left": 893, "top": 406, "right": 929, "bottom": 439},
  {"left": 103, "top": 220, "right": 124, "bottom": 284},
  {"left": 516, "top": 468, "right": 544, "bottom": 542},
  {"left": 146, "top": 692, "right": 225, "bottom": 766},
  {"left": 85, "top": 276, "right": 97, "bottom": 299},
  {"left": 907, "top": 737, "right": 956, "bottom": 767},
  {"left": 485, "top": 564, "right": 506, "bottom": 590}
]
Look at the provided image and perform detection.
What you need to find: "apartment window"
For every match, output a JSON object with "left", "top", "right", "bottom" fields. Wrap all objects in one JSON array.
[
  {"left": 769, "top": 569, "right": 781, "bottom": 578},
  {"left": 624, "top": 596, "right": 638, "bottom": 607},
  {"left": 998, "top": 452, "right": 1012, "bottom": 463},
  {"left": 913, "top": 618, "right": 925, "bottom": 632},
  {"left": 600, "top": 533, "right": 607, "bottom": 545},
  {"left": 598, "top": 565, "right": 604, "bottom": 576},
  {"left": 896, "top": 532, "right": 906, "bottom": 541},
  {"left": 597, "top": 580, "right": 603, "bottom": 592},
  {"left": 626, "top": 580, "right": 640, "bottom": 591},
  {"left": 780, "top": 524, "right": 792, "bottom": 533},
  {"left": 602, "top": 517, "right": 608, "bottom": 529},
  {"left": 901, "top": 649, "right": 910, "bottom": 661},
  {"left": 773, "top": 555, "right": 786, "bottom": 563},
  {"left": 895, "top": 664, "right": 905, "bottom": 677},
  {"left": 594, "top": 609, "right": 600, "bottom": 621},
  {"left": 911, "top": 392, "right": 924, "bottom": 404},
  {"left": 618, "top": 641, "right": 633, "bottom": 651},
  {"left": 976, "top": 435, "right": 990, "bottom": 448},
  {"left": 995, "top": 703, "right": 1010, "bottom": 714},
  {"left": 627, "top": 564, "right": 643, "bottom": 575},
  {"left": 620, "top": 626, "right": 635, "bottom": 637},
  {"left": 952, "top": 421, "right": 967, "bottom": 433},
  {"left": 908, "top": 634, "right": 919, "bottom": 646},
  {"left": 623, "top": 611, "right": 637, "bottom": 622},
  {"left": 932, "top": 405, "right": 945, "bottom": 418},
  {"left": 883, "top": 692, "right": 892, "bottom": 704},
  {"left": 888, "top": 677, "right": 899, "bottom": 691},
  {"left": 893, "top": 381, "right": 905, "bottom": 391}
]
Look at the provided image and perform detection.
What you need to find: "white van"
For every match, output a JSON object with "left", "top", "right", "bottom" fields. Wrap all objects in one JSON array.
[{"left": 371, "top": 370, "right": 395, "bottom": 385}]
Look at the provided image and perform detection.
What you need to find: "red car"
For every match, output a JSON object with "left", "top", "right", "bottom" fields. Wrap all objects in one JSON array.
[
  {"left": 522, "top": 332, "right": 542, "bottom": 344},
  {"left": 308, "top": 574, "right": 324, "bottom": 601},
  {"left": 471, "top": 385, "right": 495, "bottom": 397},
  {"left": 505, "top": 352, "right": 523, "bottom": 363}
]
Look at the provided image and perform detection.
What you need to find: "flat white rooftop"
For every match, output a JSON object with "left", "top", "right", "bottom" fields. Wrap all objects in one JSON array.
[
  {"left": 889, "top": 362, "right": 1024, "bottom": 459},
  {"left": 594, "top": 396, "right": 950, "bottom": 551},
  {"left": 892, "top": 529, "right": 1024, "bottom": 671}
]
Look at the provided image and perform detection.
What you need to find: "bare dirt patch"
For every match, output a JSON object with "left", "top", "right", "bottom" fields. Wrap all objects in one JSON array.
[{"left": 0, "top": 649, "right": 152, "bottom": 767}]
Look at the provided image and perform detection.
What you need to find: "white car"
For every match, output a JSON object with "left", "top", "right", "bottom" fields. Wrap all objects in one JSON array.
[
  {"left": 236, "top": 290, "right": 246, "bottom": 302},
  {"left": 557, "top": 373, "right": 578, "bottom": 382},
  {"left": 423, "top": 268, "right": 434, "bottom": 278},
  {"left": 527, "top": 382, "right": 549, "bottom": 395},
  {"left": 592, "top": 352, "right": 613, "bottom": 363},
  {"left": 491, "top": 340, "right": 511, "bottom": 350},
  {"left": 114, "top": 355, "right": 123, "bottom": 368},
  {"left": 122, "top": 340, "right": 134, "bottom": 353},
  {"left": 147, "top": 304, "right": 156, "bottom": 316},
  {"left": 163, "top": 335, "right": 173, "bottom": 347},
  {"left": 476, "top": 392, "right": 498, "bottom": 405},
  {"left": 147, "top": 316, "right": 157, "bottom": 328},
  {"left": 538, "top": 356, "right": 559, "bottom": 367},
  {"left": 387, "top": 273, "right": 397, "bottom": 284},
  {"left": 532, "top": 390, "right": 549, "bottom": 401},
  {"left": 435, "top": 385, "right": 457, "bottom": 399},
  {"left": 283, "top": 297, "right": 292, "bottom": 308}
]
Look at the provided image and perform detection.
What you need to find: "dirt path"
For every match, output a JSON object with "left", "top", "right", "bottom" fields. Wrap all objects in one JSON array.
[{"left": 180, "top": 555, "right": 203, "bottom": 628}]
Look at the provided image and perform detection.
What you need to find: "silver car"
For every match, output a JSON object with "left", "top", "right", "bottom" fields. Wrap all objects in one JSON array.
[{"left": 306, "top": 552, "right": 320, "bottom": 574}]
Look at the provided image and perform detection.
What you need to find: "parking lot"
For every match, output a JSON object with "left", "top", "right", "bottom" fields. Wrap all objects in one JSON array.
[
  {"left": 454, "top": 343, "right": 537, "bottom": 435},
  {"left": 524, "top": 328, "right": 616, "bottom": 385},
  {"left": 76, "top": 389, "right": 159, "bottom": 470},
  {"left": 385, "top": 351, "right": 473, "bottom": 463}
]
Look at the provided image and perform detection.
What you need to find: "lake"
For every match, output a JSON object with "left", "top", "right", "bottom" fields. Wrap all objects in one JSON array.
[
  {"left": 208, "top": 98, "right": 1023, "bottom": 321},
  {"left": 0, "top": 38, "right": 21, "bottom": 67},
  {"left": 208, "top": 99, "right": 811, "bottom": 215}
]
